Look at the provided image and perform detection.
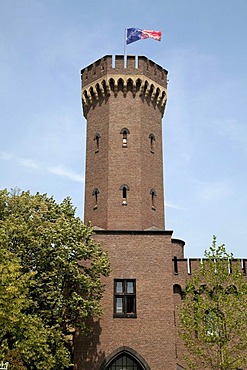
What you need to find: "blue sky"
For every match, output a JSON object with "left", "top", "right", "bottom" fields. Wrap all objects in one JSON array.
[{"left": 1, "top": 0, "right": 247, "bottom": 257}]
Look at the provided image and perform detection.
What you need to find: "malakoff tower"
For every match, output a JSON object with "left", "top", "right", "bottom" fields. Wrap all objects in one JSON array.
[{"left": 76, "top": 55, "right": 186, "bottom": 370}]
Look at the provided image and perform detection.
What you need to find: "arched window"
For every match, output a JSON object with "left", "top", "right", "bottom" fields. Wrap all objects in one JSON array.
[
  {"left": 204, "top": 309, "right": 226, "bottom": 340},
  {"left": 150, "top": 188, "right": 156, "bottom": 210},
  {"left": 101, "top": 347, "right": 150, "bottom": 370},
  {"left": 120, "top": 184, "right": 129, "bottom": 205},
  {"left": 94, "top": 132, "right": 101, "bottom": 152},
  {"left": 107, "top": 354, "right": 143, "bottom": 369},
  {"left": 92, "top": 188, "right": 100, "bottom": 209},
  {"left": 173, "top": 284, "right": 182, "bottom": 296},
  {"left": 120, "top": 128, "right": 130, "bottom": 147},
  {"left": 149, "top": 133, "right": 155, "bottom": 153}
]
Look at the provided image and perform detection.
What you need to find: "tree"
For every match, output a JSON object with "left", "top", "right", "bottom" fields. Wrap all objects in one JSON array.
[
  {"left": 178, "top": 236, "right": 247, "bottom": 370},
  {"left": 0, "top": 189, "right": 110, "bottom": 370},
  {"left": 0, "top": 247, "right": 55, "bottom": 370}
]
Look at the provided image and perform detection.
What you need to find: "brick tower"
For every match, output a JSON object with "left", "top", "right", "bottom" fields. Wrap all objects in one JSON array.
[{"left": 76, "top": 55, "right": 185, "bottom": 370}]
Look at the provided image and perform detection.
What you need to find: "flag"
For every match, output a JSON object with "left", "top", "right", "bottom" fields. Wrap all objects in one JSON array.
[{"left": 126, "top": 28, "right": 162, "bottom": 45}]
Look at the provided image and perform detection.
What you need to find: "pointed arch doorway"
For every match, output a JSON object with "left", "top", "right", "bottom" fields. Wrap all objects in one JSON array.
[
  {"left": 101, "top": 347, "right": 150, "bottom": 370},
  {"left": 107, "top": 354, "right": 142, "bottom": 369}
]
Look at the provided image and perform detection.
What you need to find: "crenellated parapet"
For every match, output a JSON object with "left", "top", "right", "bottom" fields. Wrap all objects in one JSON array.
[
  {"left": 81, "top": 55, "right": 168, "bottom": 118},
  {"left": 173, "top": 257, "right": 247, "bottom": 277}
]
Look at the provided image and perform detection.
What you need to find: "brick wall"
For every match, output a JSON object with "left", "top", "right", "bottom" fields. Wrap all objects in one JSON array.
[
  {"left": 82, "top": 55, "right": 167, "bottom": 230},
  {"left": 74, "top": 231, "right": 184, "bottom": 370},
  {"left": 79, "top": 55, "right": 185, "bottom": 370}
]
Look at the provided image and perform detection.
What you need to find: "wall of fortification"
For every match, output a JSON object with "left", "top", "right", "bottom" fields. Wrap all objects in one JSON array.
[
  {"left": 172, "top": 257, "right": 247, "bottom": 287},
  {"left": 81, "top": 55, "right": 168, "bottom": 88},
  {"left": 172, "top": 257, "right": 247, "bottom": 370},
  {"left": 81, "top": 55, "right": 168, "bottom": 119}
]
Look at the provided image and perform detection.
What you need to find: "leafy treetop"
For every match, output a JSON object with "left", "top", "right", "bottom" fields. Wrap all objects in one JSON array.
[
  {"left": 0, "top": 189, "right": 110, "bottom": 370},
  {"left": 179, "top": 236, "right": 247, "bottom": 370}
]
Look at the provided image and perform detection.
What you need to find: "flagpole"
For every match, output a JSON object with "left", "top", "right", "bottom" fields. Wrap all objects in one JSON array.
[{"left": 124, "top": 28, "right": 126, "bottom": 66}]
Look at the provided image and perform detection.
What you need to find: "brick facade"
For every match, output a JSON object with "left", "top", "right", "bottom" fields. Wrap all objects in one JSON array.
[
  {"left": 74, "top": 231, "right": 186, "bottom": 370},
  {"left": 78, "top": 55, "right": 186, "bottom": 370},
  {"left": 76, "top": 54, "right": 247, "bottom": 370},
  {"left": 82, "top": 55, "right": 167, "bottom": 231}
]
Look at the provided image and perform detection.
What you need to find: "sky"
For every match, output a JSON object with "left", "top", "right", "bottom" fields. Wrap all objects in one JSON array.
[{"left": 1, "top": 0, "right": 247, "bottom": 258}]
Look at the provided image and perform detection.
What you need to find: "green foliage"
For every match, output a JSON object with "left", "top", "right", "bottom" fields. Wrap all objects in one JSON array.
[
  {"left": 178, "top": 236, "right": 247, "bottom": 370},
  {"left": 0, "top": 189, "right": 110, "bottom": 370}
]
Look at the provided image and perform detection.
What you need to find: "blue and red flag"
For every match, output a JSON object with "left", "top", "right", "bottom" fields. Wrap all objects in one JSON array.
[{"left": 126, "top": 28, "right": 162, "bottom": 45}]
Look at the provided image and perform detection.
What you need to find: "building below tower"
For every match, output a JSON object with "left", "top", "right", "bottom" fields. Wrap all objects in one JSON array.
[{"left": 77, "top": 54, "right": 186, "bottom": 370}]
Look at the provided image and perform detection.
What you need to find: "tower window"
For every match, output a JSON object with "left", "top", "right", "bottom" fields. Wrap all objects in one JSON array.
[
  {"left": 150, "top": 188, "right": 157, "bottom": 210},
  {"left": 114, "top": 279, "right": 136, "bottom": 318},
  {"left": 120, "top": 128, "right": 130, "bottom": 148},
  {"left": 94, "top": 132, "right": 101, "bottom": 153},
  {"left": 120, "top": 184, "right": 129, "bottom": 205},
  {"left": 173, "top": 256, "right": 178, "bottom": 274},
  {"left": 149, "top": 133, "right": 155, "bottom": 153},
  {"left": 92, "top": 188, "right": 100, "bottom": 209}
]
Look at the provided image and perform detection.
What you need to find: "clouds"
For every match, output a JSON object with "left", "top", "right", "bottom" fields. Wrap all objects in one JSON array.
[
  {"left": 165, "top": 201, "right": 185, "bottom": 211},
  {"left": 0, "top": 151, "right": 84, "bottom": 183},
  {"left": 195, "top": 180, "right": 232, "bottom": 202},
  {"left": 211, "top": 118, "right": 247, "bottom": 152},
  {"left": 47, "top": 165, "right": 84, "bottom": 183}
]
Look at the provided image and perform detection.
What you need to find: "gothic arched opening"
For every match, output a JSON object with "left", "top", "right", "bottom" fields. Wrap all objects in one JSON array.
[
  {"left": 107, "top": 353, "right": 143, "bottom": 369},
  {"left": 101, "top": 347, "right": 150, "bottom": 370}
]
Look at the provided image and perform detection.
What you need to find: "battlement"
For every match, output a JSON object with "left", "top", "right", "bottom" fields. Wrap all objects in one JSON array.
[
  {"left": 81, "top": 55, "right": 168, "bottom": 118},
  {"left": 173, "top": 257, "right": 247, "bottom": 276},
  {"left": 81, "top": 55, "right": 168, "bottom": 88}
]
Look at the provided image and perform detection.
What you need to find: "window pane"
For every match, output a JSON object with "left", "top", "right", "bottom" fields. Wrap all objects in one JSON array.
[
  {"left": 122, "top": 355, "right": 127, "bottom": 365},
  {"left": 115, "top": 357, "right": 122, "bottom": 365},
  {"left": 126, "top": 356, "right": 134, "bottom": 365},
  {"left": 127, "top": 281, "right": 134, "bottom": 293},
  {"left": 126, "top": 297, "right": 135, "bottom": 313},
  {"left": 116, "top": 281, "right": 123, "bottom": 293},
  {"left": 116, "top": 298, "right": 123, "bottom": 313}
]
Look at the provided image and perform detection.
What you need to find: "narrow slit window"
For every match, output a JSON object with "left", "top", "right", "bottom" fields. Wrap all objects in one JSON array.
[
  {"left": 123, "top": 187, "right": 127, "bottom": 201},
  {"left": 150, "top": 188, "right": 157, "bottom": 210},
  {"left": 120, "top": 128, "right": 130, "bottom": 148},
  {"left": 92, "top": 188, "right": 100, "bottom": 209},
  {"left": 173, "top": 256, "right": 178, "bottom": 274},
  {"left": 120, "top": 184, "right": 129, "bottom": 205},
  {"left": 149, "top": 133, "right": 155, "bottom": 153},
  {"left": 94, "top": 132, "right": 101, "bottom": 153}
]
